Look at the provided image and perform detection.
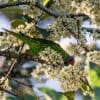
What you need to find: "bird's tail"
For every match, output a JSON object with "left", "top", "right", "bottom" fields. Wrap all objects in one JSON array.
[{"left": 3, "top": 28, "right": 31, "bottom": 45}]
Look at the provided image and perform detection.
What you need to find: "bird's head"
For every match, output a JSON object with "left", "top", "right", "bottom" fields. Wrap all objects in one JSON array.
[{"left": 64, "top": 56, "right": 75, "bottom": 66}]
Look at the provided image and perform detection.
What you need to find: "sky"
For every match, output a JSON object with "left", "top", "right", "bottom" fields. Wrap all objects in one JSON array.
[{"left": 0, "top": 12, "right": 11, "bottom": 32}]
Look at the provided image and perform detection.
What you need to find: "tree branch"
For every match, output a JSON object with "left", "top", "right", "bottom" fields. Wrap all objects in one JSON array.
[
  {"left": 0, "top": 87, "right": 17, "bottom": 97},
  {"left": 34, "top": 2, "right": 61, "bottom": 18},
  {"left": 13, "top": 79, "right": 33, "bottom": 87},
  {"left": 82, "top": 27, "right": 100, "bottom": 33},
  {"left": 34, "top": 2, "right": 89, "bottom": 19},
  {"left": 0, "top": 50, "right": 46, "bottom": 63},
  {"left": 5, "top": 43, "right": 25, "bottom": 80},
  {"left": 0, "top": 1, "right": 30, "bottom": 9},
  {"left": 0, "top": 1, "right": 89, "bottom": 19}
]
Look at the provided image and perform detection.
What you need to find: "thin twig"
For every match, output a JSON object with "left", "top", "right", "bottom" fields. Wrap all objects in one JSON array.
[
  {"left": 0, "top": 87, "right": 17, "bottom": 97},
  {"left": 0, "top": 50, "right": 46, "bottom": 63},
  {"left": 13, "top": 79, "right": 33, "bottom": 87},
  {"left": 34, "top": 2, "right": 61, "bottom": 18},
  {"left": 76, "top": 19, "right": 82, "bottom": 39},
  {"left": 5, "top": 59, "right": 17, "bottom": 80},
  {"left": 0, "top": 1, "right": 30, "bottom": 9},
  {"left": 0, "top": 50, "right": 18, "bottom": 58},
  {"left": 5, "top": 43, "right": 25, "bottom": 78},
  {"left": 81, "top": 78, "right": 94, "bottom": 93},
  {"left": 35, "top": 2, "right": 89, "bottom": 19},
  {"left": 82, "top": 27, "right": 100, "bottom": 33},
  {"left": 0, "top": 43, "right": 25, "bottom": 85}
]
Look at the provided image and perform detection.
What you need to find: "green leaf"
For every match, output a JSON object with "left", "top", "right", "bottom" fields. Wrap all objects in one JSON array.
[
  {"left": 88, "top": 62, "right": 100, "bottom": 100},
  {"left": 94, "top": 87, "right": 100, "bottom": 100},
  {"left": 6, "top": 97, "right": 18, "bottom": 100},
  {"left": 89, "top": 70, "right": 100, "bottom": 87},
  {"left": 89, "top": 62, "right": 100, "bottom": 87},
  {"left": 64, "top": 92, "right": 74, "bottom": 100},
  {"left": 17, "top": 94, "right": 37, "bottom": 100},
  {"left": 39, "top": 87, "right": 68, "bottom": 100},
  {"left": 0, "top": 8, "right": 23, "bottom": 14},
  {"left": 11, "top": 19, "right": 25, "bottom": 28},
  {"left": 8, "top": 0, "right": 14, "bottom": 2},
  {"left": 0, "top": 8, "right": 23, "bottom": 21}
]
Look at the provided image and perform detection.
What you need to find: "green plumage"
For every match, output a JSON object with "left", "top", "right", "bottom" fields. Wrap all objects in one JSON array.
[{"left": 5, "top": 29, "right": 68, "bottom": 59}]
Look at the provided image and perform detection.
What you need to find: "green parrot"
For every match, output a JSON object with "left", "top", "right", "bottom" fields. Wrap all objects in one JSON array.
[{"left": 4, "top": 29, "right": 75, "bottom": 66}]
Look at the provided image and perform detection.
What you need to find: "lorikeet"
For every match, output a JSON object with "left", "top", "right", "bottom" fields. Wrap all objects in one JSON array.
[{"left": 4, "top": 29, "right": 74, "bottom": 66}]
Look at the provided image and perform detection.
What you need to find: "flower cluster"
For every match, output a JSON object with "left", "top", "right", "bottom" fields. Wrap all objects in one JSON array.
[
  {"left": 70, "top": 0, "right": 100, "bottom": 26},
  {"left": 0, "top": 33, "right": 22, "bottom": 50},
  {"left": 23, "top": 0, "right": 42, "bottom": 19},
  {"left": 87, "top": 51, "right": 100, "bottom": 66},
  {"left": 59, "top": 65, "right": 86, "bottom": 92},
  {"left": 32, "top": 63, "right": 87, "bottom": 92},
  {"left": 53, "top": 0, "right": 100, "bottom": 26},
  {"left": 32, "top": 47, "right": 87, "bottom": 92},
  {"left": 47, "top": 17, "right": 79, "bottom": 41},
  {"left": 12, "top": 22, "right": 42, "bottom": 38},
  {"left": 0, "top": 77, "right": 11, "bottom": 90},
  {"left": 39, "top": 47, "right": 64, "bottom": 66},
  {"left": 0, "top": 35, "right": 10, "bottom": 49}
]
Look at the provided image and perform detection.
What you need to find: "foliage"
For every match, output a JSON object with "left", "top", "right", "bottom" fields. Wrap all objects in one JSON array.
[
  {"left": 39, "top": 87, "right": 68, "bottom": 100},
  {"left": 0, "top": 0, "right": 100, "bottom": 100}
]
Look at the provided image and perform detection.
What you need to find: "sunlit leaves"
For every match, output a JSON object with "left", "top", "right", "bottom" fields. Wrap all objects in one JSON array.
[
  {"left": 39, "top": 87, "right": 68, "bottom": 100},
  {"left": 11, "top": 19, "right": 25, "bottom": 28},
  {"left": 89, "top": 62, "right": 100, "bottom": 100},
  {"left": 0, "top": 8, "right": 23, "bottom": 14},
  {"left": 7, "top": 0, "right": 15, "bottom": 3},
  {"left": 94, "top": 87, "right": 100, "bottom": 100},
  {"left": 0, "top": 8, "right": 23, "bottom": 21},
  {"left": 89, "top": 62, "right": 100, "bottom": 87},
  {"left": 6, "top": 97, "right": 18, "bottom": 100},
  {"left": 6, "top": 94, "right": 37, "bottom": 100},
  {"left": 64, "top": 92, "right": 74, "bottom": 100}
]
